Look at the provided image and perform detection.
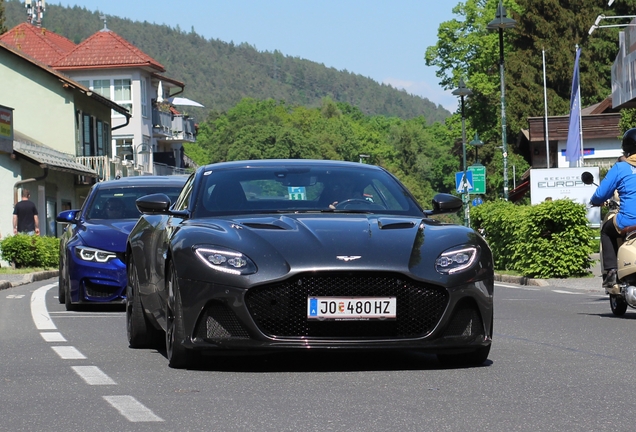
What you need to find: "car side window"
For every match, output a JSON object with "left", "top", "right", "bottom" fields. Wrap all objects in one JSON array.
[{"left": 173, "top": 174, "right": 195, "bottom": 211}]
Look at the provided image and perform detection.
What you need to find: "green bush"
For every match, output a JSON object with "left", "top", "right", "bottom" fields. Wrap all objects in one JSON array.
[
  {"left": 471, "top": 198, "right": 594, "bottom": 278},
  {"left": 0, "top": 234, "right": 60, "bottom": 269}
]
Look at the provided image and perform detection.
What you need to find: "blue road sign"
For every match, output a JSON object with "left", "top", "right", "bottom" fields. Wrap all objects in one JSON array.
[
  {"left": 455, "top": 171, "right": 473, "bottom": 193},
  {"left": 472, "top": 197, "right": 483, "bottom": 207}
]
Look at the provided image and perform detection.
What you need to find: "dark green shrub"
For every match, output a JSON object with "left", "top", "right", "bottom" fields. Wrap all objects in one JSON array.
[
  {"left": 512, "top": 199, "right": 594, "bottom": 278},
  {"left": 471, "top": 198, "right": 594, "bottom": 278},
  {"left": 0, "top": 234, "right": 60, "bottom": 269}
]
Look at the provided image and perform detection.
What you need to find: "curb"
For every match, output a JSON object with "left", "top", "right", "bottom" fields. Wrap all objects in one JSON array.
[
  {"left": 494, "top": 273, "right": 548, "bottom": 287},
  {"left": 0, "top": 270, "right": 58, "bottom": 290}
]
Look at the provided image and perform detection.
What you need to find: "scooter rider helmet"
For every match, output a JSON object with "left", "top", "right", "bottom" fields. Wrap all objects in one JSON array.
[{"left": 622, "top": 128, "right": 636, "bottom": 156}]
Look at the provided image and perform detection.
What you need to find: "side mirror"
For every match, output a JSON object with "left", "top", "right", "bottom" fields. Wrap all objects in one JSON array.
[
  {"left": 425, "top": 193, "right": 463, "bottom": 215},
  {"left": 56, "top": 210, "right": 78, "bottom": 223},
  {"left": 581, "top": 171, "right": 596, "bottom": 186},
  {"left": 136, "top": 193, "right": 172, "bottom": 214}
]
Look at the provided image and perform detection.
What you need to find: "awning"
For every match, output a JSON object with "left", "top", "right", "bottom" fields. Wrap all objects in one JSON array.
[
  {"left": 13, "top": 134, "right": 98, "bottom": 177},
  {"left": 509, "top": 180, "right": 530, "bottom": 203}
]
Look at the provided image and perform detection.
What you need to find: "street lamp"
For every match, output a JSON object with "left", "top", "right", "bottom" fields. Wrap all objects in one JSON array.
[
  {"left": 488, "top": 0, "right": 516, "bottom": 200},
  {"left": 470, "top": 132, "right": 484, "bottom": 164},
  {"left": 452, "top": 78, "right": 473, "bottom": 227}
]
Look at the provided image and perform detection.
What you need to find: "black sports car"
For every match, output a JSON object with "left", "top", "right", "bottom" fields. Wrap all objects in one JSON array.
[{"left": 126, "top": 160, "right": 493, "bottom": 368}]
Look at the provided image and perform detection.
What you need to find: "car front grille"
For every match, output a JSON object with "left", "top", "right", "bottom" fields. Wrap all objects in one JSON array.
[
  {"left": 245, "top": 272, "right": 449, "bottom": 338},
  {"left": 84, "top": 280, "right": 121, "bottom": 299},
  {"left": 441, "top": 300, "right": 484, "bottom": 340},
  {"left": 194, "top": 301, "right": 250, "bottom": 340}
]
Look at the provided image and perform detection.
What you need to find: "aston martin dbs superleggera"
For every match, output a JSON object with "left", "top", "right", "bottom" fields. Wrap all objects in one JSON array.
[{"left": 126, "top": 160, "right": 493, "bottom": 368}]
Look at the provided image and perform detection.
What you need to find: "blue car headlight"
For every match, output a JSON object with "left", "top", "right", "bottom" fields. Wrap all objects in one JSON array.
[
  {"left": 75, "top": 246, "right": 118, "bottom": 263},
  {"left": 194, "top": 246, "right": 257, "bottom": 275},
  {"left": 435, "top": 246, "right": 478, "bottom": 274}
]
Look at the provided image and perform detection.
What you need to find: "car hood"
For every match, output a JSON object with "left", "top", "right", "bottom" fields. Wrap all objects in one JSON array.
[
  {"left": 78, "top": 220, "right": 138, "bottom": 253},
  {"left": 184, "top": 214, "right": 475, "bottom": 274}
]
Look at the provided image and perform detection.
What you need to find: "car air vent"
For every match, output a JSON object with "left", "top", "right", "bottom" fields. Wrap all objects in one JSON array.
[
  {"left": 243, "top": 223, "right": 286, "bottom": 230},
  {"left": 377, "top": 218, "right": 416, "bottom": 230}
]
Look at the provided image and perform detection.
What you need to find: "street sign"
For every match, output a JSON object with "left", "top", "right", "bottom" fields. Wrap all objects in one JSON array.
[
  {"left": 455, "top": 171, "right": 473, "bottom": 194},
  {"left": 468, "top": 165, "right": 486, "bottom": 194},
  {"left": 472, "top": 197, "right": 483, "bottom": 206}
]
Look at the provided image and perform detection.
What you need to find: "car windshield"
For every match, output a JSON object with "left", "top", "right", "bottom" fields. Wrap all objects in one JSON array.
[
  {"left": 87, "top": 186, "right": 183, "bottom": 220},
  {"left": 193, "top": 165, "right": 423, "bottom": 217}
]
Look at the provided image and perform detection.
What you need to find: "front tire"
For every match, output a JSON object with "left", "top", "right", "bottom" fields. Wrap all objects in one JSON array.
[
  {"left": 127, "top": 255, "right": 164, "bottom": 348},
  {"left": 610, "top": 294, "right": 628, "bottom": 316},
  {"left": 58, "top": 260, "right": 66, "bottom": 304},
  {"left": 64, "top": 276, "right": 76, "bottom": 311},
  {"left": 166, "top": 262, "right": 196, "bottom": 369}
]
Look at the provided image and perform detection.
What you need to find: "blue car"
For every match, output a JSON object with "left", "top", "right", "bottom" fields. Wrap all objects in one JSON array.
[{"left": 56, "top": 176, "right": 187, "bottom": 310}]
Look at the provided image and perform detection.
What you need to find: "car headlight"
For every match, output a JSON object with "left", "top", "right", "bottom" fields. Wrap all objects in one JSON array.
[
  {"left": 194, "top": 246, "right": 257, "bottom": 275},
  {"left": 435, "top": 246, "right": 478, "bottom": 274},
  {"left": 75, "top": 246, "right": 118, "bottom": 263}
]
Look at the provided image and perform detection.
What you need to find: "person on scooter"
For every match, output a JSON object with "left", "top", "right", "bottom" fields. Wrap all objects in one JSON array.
[{"left": 590, "top": 128, "right": 636, "bottom": 287}]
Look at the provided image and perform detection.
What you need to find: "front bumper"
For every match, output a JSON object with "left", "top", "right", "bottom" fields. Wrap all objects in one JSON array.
[
  {"left": 67, "top": 252, "right": 126, "bottom": 304},
  {"left": 176, "top": 272, "right": 493, "bottom": 352}
]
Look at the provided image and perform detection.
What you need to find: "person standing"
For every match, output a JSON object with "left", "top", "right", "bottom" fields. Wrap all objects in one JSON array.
[{"left": 13, "top": 188, "right": 40, "bottom": 236}]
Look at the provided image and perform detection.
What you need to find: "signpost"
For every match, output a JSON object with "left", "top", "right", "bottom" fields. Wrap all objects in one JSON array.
[{"left": 468, "top": 165, "right": 486, "bottom": 194}]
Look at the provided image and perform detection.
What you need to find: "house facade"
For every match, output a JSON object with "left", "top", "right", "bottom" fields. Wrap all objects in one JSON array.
[
  {"left": 0, "top": 21, "right": 199, "bottom": 240},
  {"left": 0, "top": 40, "right": 129, "bottom": 239},
  {"left": 0, "top": 22, "right": 197, "bottom": 180}
]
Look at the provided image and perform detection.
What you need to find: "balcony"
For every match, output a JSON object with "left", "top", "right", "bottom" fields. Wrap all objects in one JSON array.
[{"left": 151, "top": 108, "right": 196, "bottom": 143}]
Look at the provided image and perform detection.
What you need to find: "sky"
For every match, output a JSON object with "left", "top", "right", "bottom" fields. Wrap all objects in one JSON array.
[{"left": 59, "top": 1, "right": 460, "bottom": 112}]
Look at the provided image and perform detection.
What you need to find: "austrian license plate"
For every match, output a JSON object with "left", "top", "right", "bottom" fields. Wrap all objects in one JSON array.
[{"left": 307, "top": 297, "right": 396, "bottom": 320}]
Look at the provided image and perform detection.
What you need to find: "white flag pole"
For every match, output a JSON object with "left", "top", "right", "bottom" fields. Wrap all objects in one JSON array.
[{"left": 543, "top": 48, "right": 550, "bottom": 168}]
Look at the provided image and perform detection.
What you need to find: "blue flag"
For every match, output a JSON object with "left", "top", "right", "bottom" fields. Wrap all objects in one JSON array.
[{"left": 565, "top": 47, "right": 581, "bottom": 163}]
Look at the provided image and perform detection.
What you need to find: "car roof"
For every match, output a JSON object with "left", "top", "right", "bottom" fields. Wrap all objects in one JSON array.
[
  {"left": 200, "top": 159, "right": 383, "bottom": 171},
  {"left": 93, "top": 175, "right": 188, "bottom": 189}
]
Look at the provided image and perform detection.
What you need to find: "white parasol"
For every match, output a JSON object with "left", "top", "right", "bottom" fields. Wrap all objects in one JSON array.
[
  {"left": 157, "top": 81, "right": 164, "bottom": 103},
  {"left": 168, "top": 97, "right": 205, "bottom": 108}
]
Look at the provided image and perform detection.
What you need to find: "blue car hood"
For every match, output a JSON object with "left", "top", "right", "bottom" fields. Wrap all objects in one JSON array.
[{"left": 78, "top": 220, "right": 138, "bottom": 253}]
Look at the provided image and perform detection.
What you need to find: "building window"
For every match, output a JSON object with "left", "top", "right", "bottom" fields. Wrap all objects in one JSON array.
[
  {"left": 83, "top": 114, "right": 94, "bottom": 156},
  {"left": 114, "top": 79, "right": 132, "bottom": 116},
  {"left": 115, "top": 137, "right": 134, "bottom": 161},
  {"left": 93, "top": 79, "right": 110, "bottom": 98},
  {"left": 141, "top": 78, "right": 148, "bottom": 118}
]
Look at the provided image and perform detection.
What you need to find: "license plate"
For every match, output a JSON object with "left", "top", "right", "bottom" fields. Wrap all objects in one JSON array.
[{"left": 307, "top": 297, "right": 396, "bottom": 321}]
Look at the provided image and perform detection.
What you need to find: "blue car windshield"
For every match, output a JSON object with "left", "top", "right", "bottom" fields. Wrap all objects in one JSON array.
[
  {"left": 193, "top": 165, "right": 423, "bottom": 217},
  {"left": 87, "top": 186, "right": 183, "bottom": 220}
]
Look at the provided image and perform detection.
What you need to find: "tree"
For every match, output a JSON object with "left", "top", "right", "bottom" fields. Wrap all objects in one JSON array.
[{"left": 0, "top": 0, "right": 7, "bottom": 35}]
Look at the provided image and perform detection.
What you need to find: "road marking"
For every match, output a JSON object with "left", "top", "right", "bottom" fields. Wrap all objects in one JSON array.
[
  {"left": 552, "top": 290, "right": 585, "bottom": 295},
  {"left": 51, "top": 346, "right": 86, "bottom": 360},
  {"left": 103, "top": 395, "right": 164, "bottom": 422},
  {"left": 6, "top": 294, "right": 25, "bottom": 298},
  {"left": 40, "top": 332, "right": 67, "bottom": 342},
  {"left": 72, "top": 366, "right": 117, "bottom": 385},
  {"left": 30, "top": 283, "right": 57, "bottom": 330}
]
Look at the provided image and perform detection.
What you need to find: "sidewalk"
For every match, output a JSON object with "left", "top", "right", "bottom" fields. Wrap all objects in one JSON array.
[{"left": 0, "top": 270, "right": 58, "bottom": 290}]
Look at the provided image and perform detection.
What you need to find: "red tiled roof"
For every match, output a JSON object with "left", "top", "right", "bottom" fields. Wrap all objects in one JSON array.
[
  {"left": 53, "top": 30, "right": 165, "bottom": 72},
  {"left": 0, "top": 23, "right": 75, "bottom": 64}
]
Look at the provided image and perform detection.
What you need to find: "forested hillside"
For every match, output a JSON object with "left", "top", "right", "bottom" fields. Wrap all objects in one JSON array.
[{"left": 2, "top": 0, "right": 450, "bottom": 124}]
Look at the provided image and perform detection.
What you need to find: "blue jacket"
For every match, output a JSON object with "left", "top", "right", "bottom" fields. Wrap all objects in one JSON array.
[{"left": 590, "top": 161, "right": 636, "bottom": 229}]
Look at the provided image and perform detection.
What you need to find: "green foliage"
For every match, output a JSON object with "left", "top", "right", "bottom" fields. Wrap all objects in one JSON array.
[
  {"left": 471, "top": 199, "right": 525, "bottom": 271},
  {"left": 0, "top": 0, "right": 7, "bottom": 34},
  {"left": 513, "top": 199, "right": 594, "bottom": 278},
  {"left": 0, "top": 234, "right": 60, "bottom": 269},
  {"left": 619, "top": 109, "right": 636, "bottom": 135},
  {"left": 3, "top": 0, "right": 450, "bottom": 124},
  {"left": 472, "top": 199, "right": 594, "bottom": 277}
]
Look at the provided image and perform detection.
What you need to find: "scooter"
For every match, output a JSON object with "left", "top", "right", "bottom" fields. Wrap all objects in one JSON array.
[{"left": 582, "top": 171, "right": 636, "bottom": 316}]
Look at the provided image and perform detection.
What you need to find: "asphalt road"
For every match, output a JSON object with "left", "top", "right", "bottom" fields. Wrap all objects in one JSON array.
[{"left": 1, "top": 277, "right": 634, "bottom": 432}]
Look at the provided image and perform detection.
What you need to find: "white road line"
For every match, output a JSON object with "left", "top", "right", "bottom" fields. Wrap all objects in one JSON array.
[
  {"left": 72, "top": 366, "right": 117, "bottom": 385},
  {"left": 552, "top": 290, "right": 585, "bottom": 295},
  {"left": 40, "top": 332, "right": 67, "bottom": 342},
  {"left": 103, "top": 395, "right": 164, "bottom": 422},
  {"left": 30, "top": 283, "right": 57, "bottom": 330},
  {"left": 51, "top": 346, "right": 86, "bottom": 360}
]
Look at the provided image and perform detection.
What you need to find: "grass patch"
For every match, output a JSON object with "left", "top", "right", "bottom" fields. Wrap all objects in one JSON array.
[{"left": 0, "top": 267, "right": 55, "bottom": 275}]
